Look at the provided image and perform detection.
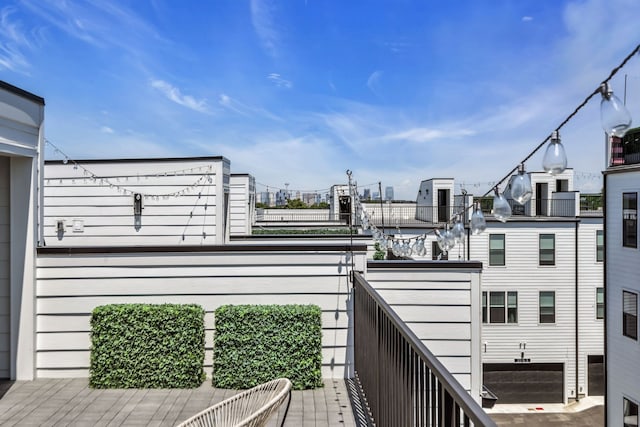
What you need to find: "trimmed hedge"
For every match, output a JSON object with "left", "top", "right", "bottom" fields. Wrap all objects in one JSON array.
[
  {"left": 213, "top": 304, "right": 323, "bottom": 390},
  {"left": 90, "top": 304, "right": 205, "bottom": 388}
]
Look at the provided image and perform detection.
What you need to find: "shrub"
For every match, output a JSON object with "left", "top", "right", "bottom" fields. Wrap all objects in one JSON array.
[
  {"left": 90, "top": 303, "right": 205, "bottom": 388},
  {"left": 373, "top": 242, "right": 386, "bottom": 260},
  {"left": 213, "top": 304, "right": 323, "bottom": 390}
]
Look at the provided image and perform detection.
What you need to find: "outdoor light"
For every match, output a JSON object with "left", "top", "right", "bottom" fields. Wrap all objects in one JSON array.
[
  {"left": 600, "top": 82, "right": 632, "bottom": 137},
  {"left": 441, "top": 224, "right": 455, "bottom": 252},
  {"left": 492, "top": 187, "right": 512, "bottom": 223},
  {"left": 412, "top": 237, "right": 426, "bottom": 257},
  {"left": 542, "top": 130, "right": 567, "bottom": 175},
  {"left": 471, "top": 202, "right": 487, "bottom": 235},
  {"left": 452, "top": 215, "right": 465, "bottom": 243},
  {"left": 510, "top": 163, "right": 533, "bottom": 204}
]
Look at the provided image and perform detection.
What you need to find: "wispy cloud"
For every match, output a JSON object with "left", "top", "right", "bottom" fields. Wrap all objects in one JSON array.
[
  {"left": 150, "top": 80, "right": 211, "bottom": 114},
  {"left": 384, "top": 127, "right": 476, "bottom": 143},
  {"left": 521, "top": 16, "right": 533, "bottom": 22},
  {"left": 219, "top": 93, "right": 282, "bottom": 121},
  {"left": 100, "top": 126, "right": 114, "bottom": 134},
  {"left": 366, "top": 70, "right": 383, "bottom": 96},
  {"left": 267, "top": 73, "right": 292, "bottom": 88},
  {"left": 0, "top": 6, "right": 35, "bottom": 72},
  {"left": 250, "top": 0, "right": 280, "bottom": 57}
]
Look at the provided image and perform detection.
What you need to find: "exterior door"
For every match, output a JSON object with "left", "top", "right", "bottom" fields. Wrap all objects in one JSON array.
[
  {"left": 437, "top": 189, "right": 449, "bottom": 223},
  {"left": 588, "top": 355, "right": 604, "bottom": 396},
  {"left": 483, "top": 363, "right": 564, "bottom": 403}
]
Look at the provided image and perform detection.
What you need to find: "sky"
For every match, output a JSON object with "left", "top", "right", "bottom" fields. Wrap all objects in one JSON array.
[{"left": 2, "top": 0, "right": 640, "bottom": 200}]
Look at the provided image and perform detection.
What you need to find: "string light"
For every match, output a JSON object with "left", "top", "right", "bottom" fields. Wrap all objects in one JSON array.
[
  {"left": 44, "top": 139, "right": 215, "bottom": 198},
  {"left": 351, "top": 42, "right": 640, "bottom": 258}
]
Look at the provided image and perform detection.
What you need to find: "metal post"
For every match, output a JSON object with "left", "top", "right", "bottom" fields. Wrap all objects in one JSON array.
[{"left": 379, "top": 182, "right": 385, "bottom": 233}]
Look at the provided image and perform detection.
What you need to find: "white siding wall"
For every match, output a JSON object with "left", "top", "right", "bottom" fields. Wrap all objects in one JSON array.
[
  {"left": 606, "top": 170, "right": 640, "bottom": 426},
  {"left": 43, "top": 159, "right": 229, "bottom": 246},
  {"left": 229, "top": 175, "right": 254, "bottom": 236},
  {"left": 0, "top": 156, "right": 8, "bottom": 378},
  {"left": 472, "top": 221, "right": 579, "bottom": 402},
  {"left": 364, "top": 264, "right": 482, "bottom": 400},
  {"left": 577, "top": 218, "right": 604, "bottom": 396},
  {"left": 35, "top": 246, "right": 366, "bottom": 379}
]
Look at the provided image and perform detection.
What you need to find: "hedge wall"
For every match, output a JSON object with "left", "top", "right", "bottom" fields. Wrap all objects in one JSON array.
[
  {"left": 90, "top": 304, "right": 205, "bottom": 388},
  {"left": 213, "top": 304, "right": 323, "bottom": 390}
]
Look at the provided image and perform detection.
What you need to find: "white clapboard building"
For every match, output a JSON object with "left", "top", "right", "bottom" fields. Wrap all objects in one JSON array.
[{"left": 604, "top": 128, "right": 640, "bottom": 426}]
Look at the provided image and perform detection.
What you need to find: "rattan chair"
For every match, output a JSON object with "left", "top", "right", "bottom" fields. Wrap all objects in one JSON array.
[{"left": 176, "top": 378, "right": 292, "bottom": 427}]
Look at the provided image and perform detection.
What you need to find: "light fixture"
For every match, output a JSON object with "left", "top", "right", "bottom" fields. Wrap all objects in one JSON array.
[
  {"left": 441, "top": 224, "right": 455, "bottom": 252},
  {"left": 510, "top": 163, "right": 533, "bottom": 205},
  {"left": 492, "top": 187, "right": 512, "bottom": 223},
  {"left": 600, "top": 82, "right": 632, "bottom": 137},
  {"left": 542, "top": 130, "right": 567, "bottom": 175},
  {"left": 412, "top": 237, "right": 426, "bottom": 257},
  {"left": 452, "top": 215, "right": 465, "bottom": 244},
  {"left": 471, "top": 202, "right": 487, "bottom": 235}
]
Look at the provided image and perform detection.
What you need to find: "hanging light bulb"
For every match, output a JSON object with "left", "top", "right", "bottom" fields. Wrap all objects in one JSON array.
[
  {"left": 452, "top": 215, "right": 465, "bottom": 244},
  {"left": 441, "top": 224, "right": 455, "bottom": 252},
  {"left": 435, "top": 229, "right": 446, "bottom": 252},
  {"left": 392, "top": 240, "right": 401, "bottom": 257},
  {"left": 471, "top": 202, "right": 487, "bottom": 235},
  {"left": 510, "top": 163, "right": 533, "bottom": 205},
  {"left": 401, "top": 240, "right": 412, "bottom": 257},
  {"left": 412, "top": 238, "right": 426, "bottom": 257},
  {"left": 542, "top": 130, "right": 567, "bottom": 175},
  {"left": 600, "top": 82, "right": 632, "bottom": 137},
  {"left": 492, "top": 187, "right": 512, "bottom": 223}
]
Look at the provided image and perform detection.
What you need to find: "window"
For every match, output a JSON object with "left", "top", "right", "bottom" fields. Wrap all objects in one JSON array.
[
  {"left": 432, "top": 241, "right": 448, "bottom": 260},
  {"left": 539, "top": 234, "right": 555, "bottom": 266},
  {"left": 596, "top": 230, "right": 604, "bottom": 262},
  {"left": 596, "top": 288, "right": 604, "bottom": 320},
  {"left": 623, "top": 290, "right": 638, "bottom": 340},
  {"left": 507, "top": 291, "right": 518, "bottom": 323},
  {"left": 482, "top": 291, "right": 517, "bottom": 324},
  {"left": 489, "top": 292, "right": 505, "bottom": 323},
  {"left": 539, "top": 291, "right": 555, "bottom": 323},
  {"left": 623, "top": 192, "right": 637, "bottom": 248},
  {"left": 482, "top": 292, "right": 487, "bottom": 323},
  {"left": 624, "top": 398, "right": 638, "bottom": 427},
  {"left": 489, "top": 234, "right": 505, "bottom": 266}
]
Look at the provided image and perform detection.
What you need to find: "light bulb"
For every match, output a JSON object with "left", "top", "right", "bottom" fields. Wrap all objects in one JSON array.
[
  {"left": 392, "top": 241, "right": 401, "bottom": 257},
  {"left": 435, "top": 230, "right": 446, "bottom": 251},
  {"left": 401, "top": 240, "right": 412, "bottom": 257},
  {"left": 412, "top": 238, "right": 426, "bottom": 257},
  {"left": 510, "top": 163, "right": 533, "bottom": 204},
  {"left": 442, "top": 224, "right": 455, "bottom": 252},
  {"left": 542, "top": 131, "right": 567, "bottom": 175},
  {"left": 600, "top": 82, "right": 632, "bottom": 137},
  {"left": 492, "top": 188, "right": 512, "bottom": 223},
  {"left": 452, "top": 215, "right": 465, "bottom": 244},
  {"left": 471, "top": 202, "right": 486, "bottom": 235}
]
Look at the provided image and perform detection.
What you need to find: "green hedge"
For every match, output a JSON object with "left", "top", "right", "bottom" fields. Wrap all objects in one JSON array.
[
  {"left": 90, "top": 304, "right": 205, "bottom": 388},
  {"left": 213, "top": 304, "right": 323, "bottom": 390}
]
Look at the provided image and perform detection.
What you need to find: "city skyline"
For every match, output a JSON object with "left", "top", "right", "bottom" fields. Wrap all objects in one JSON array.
[{"left": 1, "top": 0, "right": 639, "bottom": 200}]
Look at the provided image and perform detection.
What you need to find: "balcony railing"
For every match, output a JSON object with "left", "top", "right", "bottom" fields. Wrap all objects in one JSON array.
[{"left": 353, "top": 272, "right": 496, "bottom": 427}]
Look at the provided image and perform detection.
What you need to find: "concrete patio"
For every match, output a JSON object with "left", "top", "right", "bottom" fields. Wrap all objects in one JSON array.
[{"left": 0, "top": 378, "right": 360, "bottom": 426}]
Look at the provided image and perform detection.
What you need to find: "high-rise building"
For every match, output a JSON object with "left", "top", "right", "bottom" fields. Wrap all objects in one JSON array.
[
  {"left": 363, "top": 188, "right": 371, "bottom": 200},
  {"left": 385, "top": 186, "right": 394, "bottom": 201}
]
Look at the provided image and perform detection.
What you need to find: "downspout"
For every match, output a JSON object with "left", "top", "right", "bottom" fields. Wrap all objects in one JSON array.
[{"left": 575, "top": 220, "right": 580, "bottom": 402}]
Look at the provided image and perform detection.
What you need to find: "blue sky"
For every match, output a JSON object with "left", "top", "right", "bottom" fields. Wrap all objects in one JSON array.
[{"left": 2, "top": 0, "right": 640, "bottom": 199}]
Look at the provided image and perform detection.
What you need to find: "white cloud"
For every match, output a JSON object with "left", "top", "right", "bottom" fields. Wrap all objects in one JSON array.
[
  {"left": 366, "top": 70, "right": 383, "bottom": 96},
  {"left": 0, "top": 6, "right": 34, "bottom": 72},
  {"left": 219, "top": 93, "right": 282, "bottom": 121},
  {"left": 100, "top": 126, "right": 114, "bottom": 134},
  {"left": 522, "top": 16, "right": 533, "bottom": 22},
  {"left": 384, "top": 127, "right": 476, "bottom": 143},
  {"left": 150, "top": 79, "right": 210, "bottom": 114},
  {"left": 267, "top": 73, "right": 292, "bottom": 88},
  {"left": 250, "top": 0, "right": 280, "bottom": 57}
]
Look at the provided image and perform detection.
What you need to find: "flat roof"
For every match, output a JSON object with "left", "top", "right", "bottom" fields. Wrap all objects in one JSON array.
[{"left": 0, "top": 80, "right": 45, "bottom": 105}]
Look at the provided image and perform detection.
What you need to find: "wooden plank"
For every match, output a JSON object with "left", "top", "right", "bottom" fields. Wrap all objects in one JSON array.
[
  {"left": 37, "top": 294, "right": 351, "bottom": 314},
  {"left": 37, "top": 276, "right": 353, "bottom": 296},
  {"left": 37, "top": 265, "right": 350, "bottom": 279}
]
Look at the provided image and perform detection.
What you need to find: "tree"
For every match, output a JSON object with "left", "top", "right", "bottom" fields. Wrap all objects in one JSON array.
[{"left": 285, "top": 199, "right": 308, "bottom": 209}]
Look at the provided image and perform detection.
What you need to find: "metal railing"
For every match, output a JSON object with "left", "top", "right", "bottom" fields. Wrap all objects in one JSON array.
[{"left": 353, "top": 272, "right": 497, "bottom": 427}]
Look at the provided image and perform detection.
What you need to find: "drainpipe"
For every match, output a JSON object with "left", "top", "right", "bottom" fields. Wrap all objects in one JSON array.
[{"left": 575, "top": 220, "right": 580, "bottom": 402}]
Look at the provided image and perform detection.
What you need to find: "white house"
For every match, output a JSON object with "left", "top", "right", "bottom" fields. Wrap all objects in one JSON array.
[
  {"left": 0, "top": 81, "right": 45, "bottom": 380},
  {"left": 229, "top": 174, "right": 256, "bottom": 236},
  {"left": 604, "top": 153, "right": 640, "bottom": 425},
  {"left": 43, "top": 157, "right": 231, "bottom": 246}
]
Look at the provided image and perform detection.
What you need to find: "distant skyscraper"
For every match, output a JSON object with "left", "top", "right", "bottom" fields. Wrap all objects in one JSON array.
[
  {"left": 363, "top": 188, "right": 371, "bottom": 200},
  {"left": 385, "top": 186, "right": 394, "bottom": 201}
]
